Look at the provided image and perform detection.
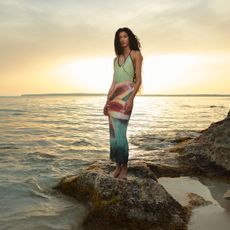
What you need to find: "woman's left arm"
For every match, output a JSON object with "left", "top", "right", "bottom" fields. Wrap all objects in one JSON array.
[
  {"left": 124, "top": 51, "right": 143, "bottom": 112},
  {"left": 129, "top": 51, "right": 143, "bottom": 101}
]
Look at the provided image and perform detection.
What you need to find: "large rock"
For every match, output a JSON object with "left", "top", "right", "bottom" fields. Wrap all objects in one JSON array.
[
  {"left": 172, "top": 110, "right": 230, "bottom": 172},
  {"left": 53, "top": 161, "right": 189, "bottom": 230},
  {"left": 224, "top": 190, "right": 230, "bottom": 200}
]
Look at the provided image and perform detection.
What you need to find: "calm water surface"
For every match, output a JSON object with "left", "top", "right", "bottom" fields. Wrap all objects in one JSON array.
[{"left": 0, "top": 95, "right": 229, "bottom": 229}]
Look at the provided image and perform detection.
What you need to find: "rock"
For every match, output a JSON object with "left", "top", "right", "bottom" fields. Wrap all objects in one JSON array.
[
  {"left": 146, "top": 162, "right": 195, "bottom": 178},
  {"left": 174, "top": 136, "right": 194, "bottom": 143},
  {"left": 224, "top": 190, "right": 230, "bottom": 200},
  {"left": 171, "top": 110, "right": 230, "bottom": 173},
  {"left": 53, "top": 161, "right": 189, "bottom": 230},
  {"left": 186, "top": 192, "right": 213, "bottom": 209}
]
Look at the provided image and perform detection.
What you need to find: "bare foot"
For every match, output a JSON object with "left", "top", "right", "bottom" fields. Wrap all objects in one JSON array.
[
  {"left": 117, "top": 164, "right": 128, "bottom": 180},
  {"left": 113, "top": 165, "right": 121, "bottom": 178}
]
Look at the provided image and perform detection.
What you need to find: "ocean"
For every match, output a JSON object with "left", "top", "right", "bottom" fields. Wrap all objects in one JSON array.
[{"left": 0, "top": 95, "right": 229, "bottom": 230}]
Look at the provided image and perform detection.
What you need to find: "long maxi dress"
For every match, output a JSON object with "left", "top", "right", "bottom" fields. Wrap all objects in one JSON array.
[{"left": 107, "top": 50, "right": 135, "bottom": 165}]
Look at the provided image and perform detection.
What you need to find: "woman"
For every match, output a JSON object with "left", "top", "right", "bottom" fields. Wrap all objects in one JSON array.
[{"left": 103, "top": 27, "right": 143, "bottom": 179}]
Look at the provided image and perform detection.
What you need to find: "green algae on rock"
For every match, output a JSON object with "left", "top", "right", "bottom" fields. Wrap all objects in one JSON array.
[{"left": 53, "top": 161, "right": 189, "bottom": 230}]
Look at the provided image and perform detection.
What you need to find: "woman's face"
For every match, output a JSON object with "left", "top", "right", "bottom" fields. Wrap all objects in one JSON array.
[{"left": 118, "top": 31, "right": 129, "bottom": 47}]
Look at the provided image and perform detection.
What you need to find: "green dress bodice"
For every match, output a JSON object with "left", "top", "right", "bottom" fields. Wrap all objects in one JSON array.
[{"left": 114, "top": 53, "right": 135, "bottom": 84}]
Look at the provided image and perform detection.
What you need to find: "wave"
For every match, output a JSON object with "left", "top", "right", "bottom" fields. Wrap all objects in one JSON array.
[
  {"left": 210, "top": 105, "right": 225, "bottom": 108},
  {"left": 0, "top": 143, "right": 19, "bottom": 149}
]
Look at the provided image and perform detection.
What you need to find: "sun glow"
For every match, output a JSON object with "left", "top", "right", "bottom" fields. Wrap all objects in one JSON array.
[
  {"left": 143, "top": 53, "right": 230, "bottom": 94},
  {"left": 50, "top": 57, "right": 114, "bottom": 93},
  {"left": 48, "top": 53, "right": 230, "bottom": 94}
]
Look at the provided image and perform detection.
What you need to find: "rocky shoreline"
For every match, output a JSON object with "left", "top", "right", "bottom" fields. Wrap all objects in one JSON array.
[{"left": 53, "top": 110, "right": 230, "bottom": 230}]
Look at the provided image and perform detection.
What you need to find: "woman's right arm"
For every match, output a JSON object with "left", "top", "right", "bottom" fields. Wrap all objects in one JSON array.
[
  {"left": 105, "top": 57, "right": 116, "bottom": 103},
  {"left": 106, "top": 77, "right": 115, "bottom": 102}
]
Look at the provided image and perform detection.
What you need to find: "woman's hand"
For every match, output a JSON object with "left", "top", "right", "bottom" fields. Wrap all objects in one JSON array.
[
  {"left": 103, "top": 101, "right": 110, "bottom": 116},
  {"left": 124, "top": 98, "right": 133, "bottom": 113},
  {"left": 104, "top": 89, "right": 114, "bottom": 116}
]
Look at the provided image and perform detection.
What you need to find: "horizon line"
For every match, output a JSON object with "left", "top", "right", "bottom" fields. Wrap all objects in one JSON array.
[{"left": 0, "top": 93, "right": 229, "bottom": 97}]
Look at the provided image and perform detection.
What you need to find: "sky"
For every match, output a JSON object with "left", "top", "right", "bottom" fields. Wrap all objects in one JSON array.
[{"left": 0, "top": 0, "right": 230, "bottom": 96}]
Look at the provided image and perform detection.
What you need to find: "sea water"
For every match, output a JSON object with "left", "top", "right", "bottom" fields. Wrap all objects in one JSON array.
[{"left": 0, "top": 95, "right": 229, "bottom": 229}]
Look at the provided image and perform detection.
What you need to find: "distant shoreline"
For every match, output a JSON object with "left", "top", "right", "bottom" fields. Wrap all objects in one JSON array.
[{"left": 0, "top": 93, "right": 229, "bottom": 97}]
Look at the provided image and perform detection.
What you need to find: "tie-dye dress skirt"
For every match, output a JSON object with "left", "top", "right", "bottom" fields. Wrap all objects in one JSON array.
[{"left": 107, "top": 80, "right": 135, "bottom": 165}]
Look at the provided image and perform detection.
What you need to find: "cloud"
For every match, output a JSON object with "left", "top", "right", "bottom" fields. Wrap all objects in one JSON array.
[
  {"left": 0, "top": 0, "right": 229, "bottom": 77},
  {"left": 134, "top": 0, "right": 230, "bottom": 52},
  {"left": 0, "top": 0, "right": 230, "bottom": 95}
]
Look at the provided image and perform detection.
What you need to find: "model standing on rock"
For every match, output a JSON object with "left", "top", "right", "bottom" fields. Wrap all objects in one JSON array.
[{"left": 103, "top": 27, "right": 143, "bottom": 179}]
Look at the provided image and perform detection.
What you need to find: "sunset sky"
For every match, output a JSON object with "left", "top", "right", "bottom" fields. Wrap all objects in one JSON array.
[{"left": 1, "top": 0, "right": 230, "bottom": 96}]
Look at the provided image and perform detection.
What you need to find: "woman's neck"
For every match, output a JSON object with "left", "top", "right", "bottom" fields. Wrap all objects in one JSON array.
[{"left": 122, "top": 47, "right": 131, "bottom": 56}]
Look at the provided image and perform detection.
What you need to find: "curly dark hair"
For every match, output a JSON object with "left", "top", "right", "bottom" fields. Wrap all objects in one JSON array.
[{"left": 114, "top": 27, "right": 141, "bottom": 55}]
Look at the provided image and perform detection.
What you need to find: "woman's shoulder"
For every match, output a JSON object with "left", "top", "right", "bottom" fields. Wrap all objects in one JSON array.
[
  {"left": 131, "top": 50, "right": 143, "bottom": 59},
  {"left": 113, "top": 55, "right": 118, "bottom": 61},
  {"left": 113, "top": 56, "right": 118, "bottom": 67},
  {"left": 113, "top": 56, "right": 117, "bottom": 63}
]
